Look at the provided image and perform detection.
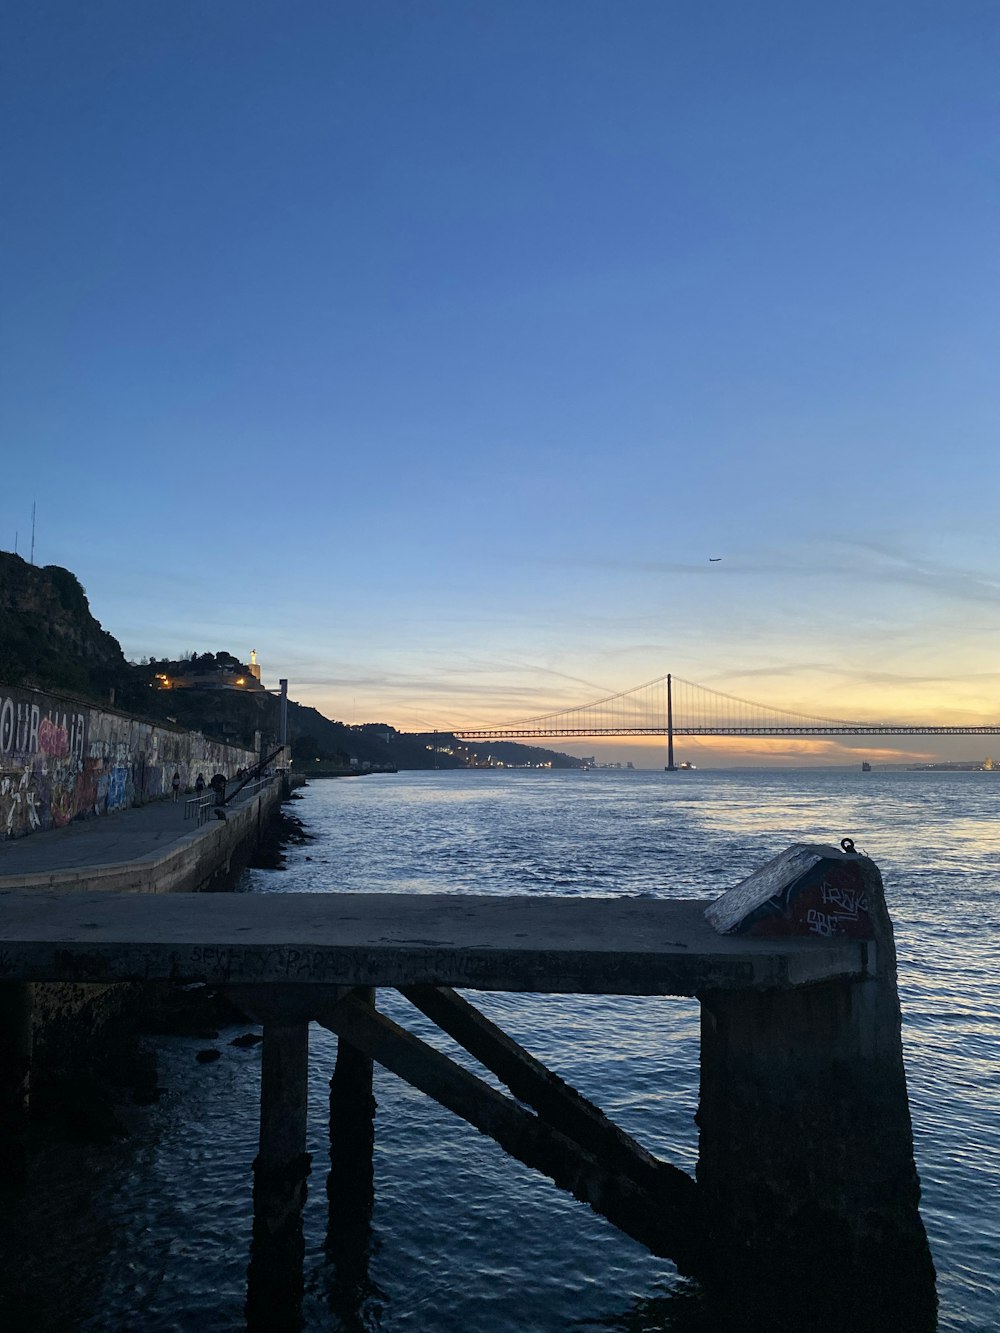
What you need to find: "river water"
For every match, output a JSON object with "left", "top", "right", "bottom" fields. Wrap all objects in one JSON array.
[{"left": 4, "top": 768, "right": 999, "bottom": 1331}]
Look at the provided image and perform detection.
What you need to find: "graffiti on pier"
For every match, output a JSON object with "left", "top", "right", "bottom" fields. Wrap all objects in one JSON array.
[
  {"left": 710, "top": 846, "right": 875, "bottom": 942},
  {"left": 804, "top": 879, "right": 871, "bottom": 938}
]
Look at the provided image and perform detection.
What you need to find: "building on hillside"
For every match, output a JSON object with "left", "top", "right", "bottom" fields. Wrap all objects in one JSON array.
[{"left": 154, "top": 655, "right": 266, "bottom": 693}]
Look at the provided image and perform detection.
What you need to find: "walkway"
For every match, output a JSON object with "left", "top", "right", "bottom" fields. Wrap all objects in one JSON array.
[{"left": 0, "top": 783, "right": 264, "bottom": 891}]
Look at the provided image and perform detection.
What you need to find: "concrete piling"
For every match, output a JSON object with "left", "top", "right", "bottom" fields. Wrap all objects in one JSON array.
[
  {"left": 245, "top": 1020, "right": 311, "bottom": 1332},
  {"left": 325, "top": 987, "right": 377, "bottom": 1323},
  {"left": 326, "top": 987, "right": 376, "bottom": 1243},
  {"left": 697, "top": 844, "right": 936, "bottom": 1328}
]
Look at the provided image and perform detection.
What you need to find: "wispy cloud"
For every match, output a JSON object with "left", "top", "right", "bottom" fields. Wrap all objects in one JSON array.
[{"left": 549, "top": 538, "right": 1000, "bottom": 610}]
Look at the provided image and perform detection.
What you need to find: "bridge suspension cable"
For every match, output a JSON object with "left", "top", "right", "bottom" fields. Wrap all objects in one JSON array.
[{"left": 452, "top": 673, "right": 1000, "bottom": 742}]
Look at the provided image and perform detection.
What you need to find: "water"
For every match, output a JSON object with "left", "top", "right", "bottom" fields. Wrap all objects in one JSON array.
[{"left": 3, "top": 768, "right": 999, "bottom": 1331}]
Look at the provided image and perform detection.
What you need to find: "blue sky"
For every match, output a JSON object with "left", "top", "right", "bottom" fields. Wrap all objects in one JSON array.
[{"left": 2, "top": 1, "right": 998, "bottom": 764}]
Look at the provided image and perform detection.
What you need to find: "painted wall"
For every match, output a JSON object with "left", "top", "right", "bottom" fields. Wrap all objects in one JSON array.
[{"left": 0, "top": 683, "right": 258, "bottom": 839}]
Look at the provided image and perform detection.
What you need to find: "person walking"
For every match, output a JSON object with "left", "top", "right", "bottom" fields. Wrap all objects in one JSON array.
[
  {"left": 171, "top": 771, "right": 181, "bottom": 802},
  {"left": 194, "top": 773, "right": 205, "bottom": 794}
]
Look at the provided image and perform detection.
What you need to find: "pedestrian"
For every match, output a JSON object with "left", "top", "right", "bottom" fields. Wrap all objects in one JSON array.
[
  {"left": 195, "top": 773, "right": 205, "bottom": 794},
  {"left": 171, "top": 771, "right": 181, "bottom": 802}
]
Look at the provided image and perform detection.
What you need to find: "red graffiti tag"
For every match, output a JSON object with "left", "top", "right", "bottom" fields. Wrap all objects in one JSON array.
[{"left": 38, "top": 716, "right": 70, "bottom": 758}]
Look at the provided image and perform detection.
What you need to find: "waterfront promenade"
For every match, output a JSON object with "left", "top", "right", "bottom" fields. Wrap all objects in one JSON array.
[{"left": 0, "top": 780, "right": 275, "bottom": 893}]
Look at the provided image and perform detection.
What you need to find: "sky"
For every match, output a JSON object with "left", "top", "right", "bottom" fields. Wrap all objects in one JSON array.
[{"left": 2, "top": 1, "right": 998, "bottom": 766}]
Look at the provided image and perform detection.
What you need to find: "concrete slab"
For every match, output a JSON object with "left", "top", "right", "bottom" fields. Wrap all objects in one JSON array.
[{"left": 0, "top": 891, "right": 873, "bottom": 995}]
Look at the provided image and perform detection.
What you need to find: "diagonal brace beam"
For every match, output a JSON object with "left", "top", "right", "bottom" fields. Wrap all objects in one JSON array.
[
  {"left": 400, "top": 984, "right": 693, "bottom": 1200},
  {"left": 316, "top": 993, "right": 700, "bottom": 1270}
]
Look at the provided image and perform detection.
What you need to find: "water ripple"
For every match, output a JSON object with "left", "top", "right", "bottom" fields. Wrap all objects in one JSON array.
[{"left": 2, "top": 768, "right": 996, "bottom": 1331}]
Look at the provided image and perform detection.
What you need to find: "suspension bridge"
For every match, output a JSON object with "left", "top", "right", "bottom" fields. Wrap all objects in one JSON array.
[{"left": 453, "top": 674, "right": 1000, "bottom": 769}]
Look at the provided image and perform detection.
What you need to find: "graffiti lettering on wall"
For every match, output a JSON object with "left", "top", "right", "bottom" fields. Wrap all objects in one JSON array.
[
  {"left": 0, "top": 696, "right": 86, "bottom": 762},
  {"left": 0, "top": 691, "right": 90, "bottom": 836}
]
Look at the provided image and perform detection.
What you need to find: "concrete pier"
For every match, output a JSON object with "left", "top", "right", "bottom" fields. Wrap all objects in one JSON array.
[
  {"left": 0, "top": 889, "right": 872, "bottom": 992},
  {"left": 0, "top": 843, "right": 935, "bottom": 1327}
]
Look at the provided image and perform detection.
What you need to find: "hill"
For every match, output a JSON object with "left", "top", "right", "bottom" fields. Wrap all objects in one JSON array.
[
  {"left": 0, "top": 554, "right": 583, "bottom": 770},
  {"left": 0, "top": 552, "right": 128, "bottom": 698}
]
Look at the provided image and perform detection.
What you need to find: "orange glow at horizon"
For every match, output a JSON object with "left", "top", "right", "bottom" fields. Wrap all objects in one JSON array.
[
  {"left": 408, "top": 674, "right": 1000, "bottom": 735},
  {"left": 296, "top": 666, "right": 1000, "bottom": 767}
]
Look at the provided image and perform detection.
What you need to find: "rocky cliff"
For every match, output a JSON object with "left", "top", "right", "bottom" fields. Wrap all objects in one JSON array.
[{"left": 0, "top": 552, "right": 128, "bottom": 699}]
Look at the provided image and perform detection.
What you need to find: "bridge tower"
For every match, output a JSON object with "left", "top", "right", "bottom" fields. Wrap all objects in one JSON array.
[{"left": 664, "top": 673, "right": 677, "bottom": 771}]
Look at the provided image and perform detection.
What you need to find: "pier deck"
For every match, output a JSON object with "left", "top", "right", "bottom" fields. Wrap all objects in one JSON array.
[{"left": 0, "top": 889, "right": 872, "bottom": 993}]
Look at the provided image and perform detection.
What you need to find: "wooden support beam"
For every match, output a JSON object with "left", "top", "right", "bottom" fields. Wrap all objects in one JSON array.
[
  {"left": 400, "top": 983, "right": 694, "bottom": 1202},
  {"left": 316, "top": 993, "right": 700, "bottom": 1270},
  {"left": 245, "top": 1020, "right": 311, "bottom": 1333}
]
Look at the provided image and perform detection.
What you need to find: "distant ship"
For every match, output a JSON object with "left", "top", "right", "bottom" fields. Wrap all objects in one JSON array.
[
  {"left": 861, "top": 761, "right": 872, "bottom": 772},
  {"left": 678, "top": 761, "right": 696, "bottom": 770}
]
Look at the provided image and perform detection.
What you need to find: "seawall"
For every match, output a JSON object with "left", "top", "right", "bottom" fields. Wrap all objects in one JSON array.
[{"left": 0, "top": 682, "right": 259, "bottom": 839}]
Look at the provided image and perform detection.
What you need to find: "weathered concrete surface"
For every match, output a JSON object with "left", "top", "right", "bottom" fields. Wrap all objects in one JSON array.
[
  {"left": 0, "top": 891, "right": 873, "bottom": 994},
  {"left": 705, "top": 841, "right": 874, "bottom": 939},
  {"left": 697, "top": 851, "right": 936, "bottom": 1330}
]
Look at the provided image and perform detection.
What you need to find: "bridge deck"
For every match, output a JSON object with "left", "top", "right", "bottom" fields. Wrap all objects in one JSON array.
[{"left": 0, "top": 891, "right": 871, "bottom": 994}]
